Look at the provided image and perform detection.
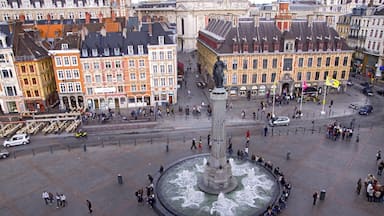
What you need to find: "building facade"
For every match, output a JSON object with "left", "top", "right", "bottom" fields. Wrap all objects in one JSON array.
[
  {"left": 197, "top": 14, "right": 353, "bottom": 98},
  {"left": 0, "top": 24, "right": 24, "bottom": 114},
  {"left": 0, "top": 0, "right": 130, "bottom": 22},
  {"left": 49, "top": 34, "right": 85, "bottom": 111}
]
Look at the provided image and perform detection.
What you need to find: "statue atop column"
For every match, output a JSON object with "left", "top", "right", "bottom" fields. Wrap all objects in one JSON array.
[{"left": 213, "top": 56, "right": 225, "bottom": 88}]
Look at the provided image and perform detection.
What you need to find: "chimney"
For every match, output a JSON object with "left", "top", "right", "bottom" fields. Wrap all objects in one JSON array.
[
  {"left": 98, "top": 12, "right": 103, "bottom": 23},
  {"left": 85, "top": 12, "right": 91, "bottom": 24},
  {"left": 112, "top": 10, "right": 116, "bottom": 22},
  {"left": 273, "top": 37, "right": 279, "bottom": 52},
  {"left": 122, "top": 28, "right": 127, "bottom": 38},
  {"left": 263, "top": 40, "right": 268, "bottom": 52},
  {"left": 232, "top": 38, "right": 238, "bottom": 53},
  {"left": 19, "top": 14, "right": 25, "bottom": 23},
  {"left": 47, "top": 13, "right": 51, "bottom": 23},
  {"left": 308, "top": 41, "right": 313, "bottom": 51},
  {"left": 148, "top": 22, "right": 152, "bottom": 36},
  {"left": 318, "top": 41, "right": 324, "bottom": 51},
  {"left": 337, "top": 40, "right": 342, "bottom": 50},
  {"left": 254, "top": 16, "right": 260, "bottom": 28},
  {"left": 100, "top": 26, "right": 107, "bottom": 37},
  {"left": 297, "top": 41, "right": 303, "bottom": 51}
]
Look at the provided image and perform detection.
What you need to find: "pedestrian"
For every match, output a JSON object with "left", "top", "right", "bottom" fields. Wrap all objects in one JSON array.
[
  {"left": 246, "top": 130, "right": 250, "bottom": 139},
  {"left": 56, "top": 193, "right": 61, "bottom": 208},
  {"left": 86, "top": 199, "right": 93, "bottom": 213},
  {"left": 42, "top": 191, "right": 49, "bottom": 205},
  {"left": 376, "top": 150, "right": 381, "bottom": 161},
  {"left": 378, "top": 160, "right": 384, "bottom": 176},
  {"left": 60, "top": 194, "right": 66, "bottom": 207},
  {"left": 253, "top": 112, "right": 256, "bottom": 120},
  {"left": 264, "top": 125, "right": 268, "bottom": 137},
  {"left": 190, "top": 138, "right": 197, "bottom": 150},
  {"left": 244, "top": 147, "right": 249, "bottom": 158},
  {"left": 148, "top": 174, "right": 153, "bottom": 183},
  {"left": 207, "top": 134, "right": 211, "bottom": 149},
  {"left": 241, "top": 110, "right": 245, "bottom": 119},
  {"left": 48, "top": 192, "right": 54, "bottom": 204},
  {"left": 159, "top": 165, "right": 164, "bottom": 173},
  {"left": 356, "top": 178, "right": 362, "bottom": 195},
  {"left": 312, "top": 191, "right": 318, "bottom": 205}
]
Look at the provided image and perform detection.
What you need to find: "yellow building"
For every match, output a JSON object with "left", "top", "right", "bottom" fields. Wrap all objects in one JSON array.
[
  {"left": 13, "top": 29, "right": 57, "bottom": 112},
  {"left": 197, "top": 16, "right": 353, "bottom": 98}
]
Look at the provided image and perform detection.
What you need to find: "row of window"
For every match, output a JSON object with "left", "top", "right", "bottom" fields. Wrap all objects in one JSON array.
[
  {"left": 59, "top": 82, "right": 82, "bottom": 93},
  {"left": 0, "top": 53, "right": 11, "bottom": 63},
  {"left": 57, "top": 69, "right": 80, "bottom": 80},
  {"left": 25, "top": 89, "right": 41, "bottom": 97},
  {"left": 83, "top": 59, "right": 148, "bottom": 70},
  {"left": 153, "top": 77, "right": 174, "bottom": 87},
  {"left": 151, "top": 50, "right": 173, "bottom": 60},
  {"left": 367, "top": 41, "right": 383, "bottom": 52},
  {"left": 55, "top": 56, "right": 78, "bottom": 67},
  {"left": 84, "top": 72, "right": 147, "bottom": 83},
  {"left": 225, "top": 56, "right": 349, "bottom": 71},
  {"left": 1, "top": 69, "right": 13, "bottom": 78},
  {"left": 23, "top": 78, "right": 38, "bottom": 85},
  {"left": 153, "top": 64, "right": 174, "bottom": 74},
  {"left": 226, "top": 70, "right": 347, "bottom": 85},
  {"left": 86, "top": 84, "right": 148, "bottom": 95}
]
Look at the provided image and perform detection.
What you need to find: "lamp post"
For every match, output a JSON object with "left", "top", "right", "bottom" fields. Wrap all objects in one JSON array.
[
  {"left": 271, "top": 84, "right": 276, "bottom": 118},
  {"left": 320, "top": 85, "right": 327, "bottom": 115}
]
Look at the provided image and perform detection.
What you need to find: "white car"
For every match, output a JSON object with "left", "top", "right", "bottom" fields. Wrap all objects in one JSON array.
[
  {"left": 269, "top": 116, "right": 290, "bottom": 126},
  {"left": 3, "top": 134, "right": 30, "bottom": 147}
]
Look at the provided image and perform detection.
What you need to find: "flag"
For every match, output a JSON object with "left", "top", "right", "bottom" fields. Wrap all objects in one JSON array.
[
  {"left": 325, "top": 77, "right": 340, "bottom": 88},
  {"left": 302, "top": 80, "right": 308, "bottom": 90}
]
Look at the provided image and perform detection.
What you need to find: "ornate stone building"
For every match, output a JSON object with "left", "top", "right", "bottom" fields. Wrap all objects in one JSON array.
[{"left": 197, "top": 2, "right": 353, "bottom": 98}]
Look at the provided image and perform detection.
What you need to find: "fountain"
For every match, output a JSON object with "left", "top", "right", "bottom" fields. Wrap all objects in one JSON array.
[{"left": 154, "top": 57, "right": 281, "bottom": 216}]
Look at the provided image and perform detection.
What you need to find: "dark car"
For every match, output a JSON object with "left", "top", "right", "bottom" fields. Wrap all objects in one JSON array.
[
  {"left": 360, "top": 82, "right": 372, "bottom": 88},
  {"left": 358, "top": 105, "right": 373, "bottom": 115},
  {"left": 362, "top": 87, "right": 374, "bottom": 96},
  {"left": 377, "top": 89, "right": 384, "bottom": 96}
]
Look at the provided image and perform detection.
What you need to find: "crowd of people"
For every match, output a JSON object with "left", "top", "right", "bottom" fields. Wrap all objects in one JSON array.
[
  {"left": 41, "top": 191, "right": 66, "bottom": 208},
  {"left": 326, "top": 121, "right": 354, "bottom": 141},
  {"left": 134, "top": 174, "right": 157, "bottom": 208}
]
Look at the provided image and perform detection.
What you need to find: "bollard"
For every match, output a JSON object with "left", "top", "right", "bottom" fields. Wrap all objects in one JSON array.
[
  {"left": 83, "top": 144, "right": 87, "bottom": 152},
  {"left": 32, "top": 149, "right": 35, "bottom": 156},
  {"left": 286, "top": 129, "right": 289, "bottom": 136},
  {"left": 13, "top": 151, "right": 16, "bottom": 159},
  {"left": 319, "top": 127, "right": 321, "bottom": 133},
  {"left": 50, "top": 146, "right": 53, "bottom": 154},
  {"left": 183, "top": 136, "right": 186, "bottom": 144},
  {"left": 118, "top": 140, "right": 121, "bottom": 147},
  {"left": 166, "top": 144, "right": 169, "bottom": 152},
  {"left": 295, "top": 128, "right": 298, "bottom": 135},
  {"left": 286, "top": 151, "right": 291, "bottom": 160},
  {"left": 150, "top": 138, "right": 153, "bottom": 144},
  {"left": 278, "top": 130, "right": 281, "bottom": 136},
  {"left": 117, "top": 174, "right": 123, "bottom": 184},
  {"left": 303, "top": 128, "right": 306, "bottom": 134},
  {"left": 134, "top": 139, "right": 137, "bottom": 146},
  {"left": 271, "top": 128, "right": 274, "bottom": 136},
  {"left": 356, "top": 134, "right": 359, "bottom": 143}
]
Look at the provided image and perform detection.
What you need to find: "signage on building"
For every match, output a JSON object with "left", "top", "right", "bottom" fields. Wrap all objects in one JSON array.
[{"left": 94, "top": 87, "right": 116, "bottom": 93}]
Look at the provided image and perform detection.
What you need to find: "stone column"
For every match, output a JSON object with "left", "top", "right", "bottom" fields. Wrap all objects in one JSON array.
[{"left": 199, "top": 87, "right": 237, "bottom": 194}]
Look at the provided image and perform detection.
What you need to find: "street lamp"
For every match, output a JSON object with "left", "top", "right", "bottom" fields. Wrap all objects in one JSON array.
[
  {"left": 320, "top": 85, "right": 327, "bottom": 115},
  {"left": 271, "top": 84, "right": 277, "bottom": 118}
]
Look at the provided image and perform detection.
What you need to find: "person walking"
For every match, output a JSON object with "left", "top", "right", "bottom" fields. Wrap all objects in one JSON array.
[
  {"left": 312, "top": 192, "right": 318, "bottom": 205},
  {"left": 42, "top": 191, "right": 49, "bottom": 205},
  {"left": 376, "top": 150, "right": 381, "bottom": 161},
  {"left": 241, "top": 110, "right": 245, "bottom": 119},
  {"left": 148, "top": 174, "right": 153, "bottom": 184},
  {"left": 60, "top": 194, "right": 66, "bottom": 207},
  {"left": 207, "top": 134, "right": 211, "bottom": 150},
  {"left": 264, "top": 125, "right": 268, "bottom": 137},
  {"left": 356, "top": 178, "right": 362, "bottom": 195},
  {"left": 48, "top": 192, "right": 54, "bottom": 205},
  {"left": 246, "top": 130, "right": 250, "bottom": 140},
  {"left": 198, "top": 138, "right": 202, "bottom": 152},
  {"left": 377, "top": 160, "right": 384, "bottom": 176},
  {"left": 56, "top": 193, "right": 61, "bottom": 208},
  {"left": 190, "top": 138, "right": 197, "bottom": 150},
  {"left": 86, "top": 199, "right": 93, "bottom": 213}
]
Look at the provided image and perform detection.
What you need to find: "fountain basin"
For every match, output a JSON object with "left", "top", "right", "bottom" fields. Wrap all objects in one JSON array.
[{"left": 155, "top": 154, "right": 281, "bottom": 216}]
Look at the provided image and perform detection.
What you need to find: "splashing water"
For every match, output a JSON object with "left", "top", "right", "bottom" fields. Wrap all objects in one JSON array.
[{"left": 157, "top": 156, "right": 278, "bottom": 216}]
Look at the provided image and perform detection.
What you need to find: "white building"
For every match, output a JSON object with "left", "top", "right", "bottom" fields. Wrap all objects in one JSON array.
[
  {"left": 0, "top": 0, "right": 130, "bottom": 22},
  {"left": 0, "top": 24, "right": 24, "bottom": 114}
]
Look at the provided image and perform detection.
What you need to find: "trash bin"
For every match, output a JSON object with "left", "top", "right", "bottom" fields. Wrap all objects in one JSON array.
[
  {"left": 117, "top": 174, "right": 123, "bottom": 184},
  {"left": 320, "top": 190, "right": 326, "bottom": 200}
]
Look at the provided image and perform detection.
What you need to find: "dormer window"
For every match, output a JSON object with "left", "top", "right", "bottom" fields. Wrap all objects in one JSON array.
[
  {"left": 128, "top": 46, "right": 134, "bottom": 55},
  {"left": 104, "top": 48, "right": 109, "bottom": 56},
  {"left": 284, "top": 41, "right": 294, "bottom": 52},
  {"left": 114, "top": 48, "right": 120, "bottom": 56},
  {"left": 158, "top": 36, "right": 164, "bottom": 45},
  {"left": 82, "top": 49, "right": 88, "bottom": 57},
  {"left": 92, "top": 49, "right": 98, "bottom": 57},
  {"left": 138, "top": 45, "right": 144, "bottom": 55},
  {"left": 61, "top": 43, "right": 68, "bottom": 50}
]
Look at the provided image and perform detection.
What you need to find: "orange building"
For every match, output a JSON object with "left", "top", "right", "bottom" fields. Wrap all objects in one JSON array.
[
  {"left": 13, "top": 29, "right": 57, "bottom": 112},
  {"left": 49, "top": 34, "right": 85, "bottom": 111}
]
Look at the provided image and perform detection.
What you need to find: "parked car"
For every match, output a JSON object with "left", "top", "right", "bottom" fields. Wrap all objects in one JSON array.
[
  {"left": 3, "top": 134, "right": 30, "bottom": 147},
  {"left": 346, "top": 80, "right": 353, "bottom": 86},
  {"left": 269, "top": 116, "right": 290, "bottom": 126},
  {"left": 348, "top": 104, "right": 360, "bottom": 110},
  {"left": 358, "top": 105, "right": 373, "bottom": 115},
  {"left": 362, "top": 87, "right": 374, "bottom": 96},
  {"left": 196, "top": 81, "right": 207, "bottom": 88},
  {"left": 360, "top": 82, "right": 372, "bottom": 88},
  {"left": 377, "top": 89, "right": 384, "bottom": 96},
  {"left": 0, "top": 149, "right": 10, "bottom": 159}
]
